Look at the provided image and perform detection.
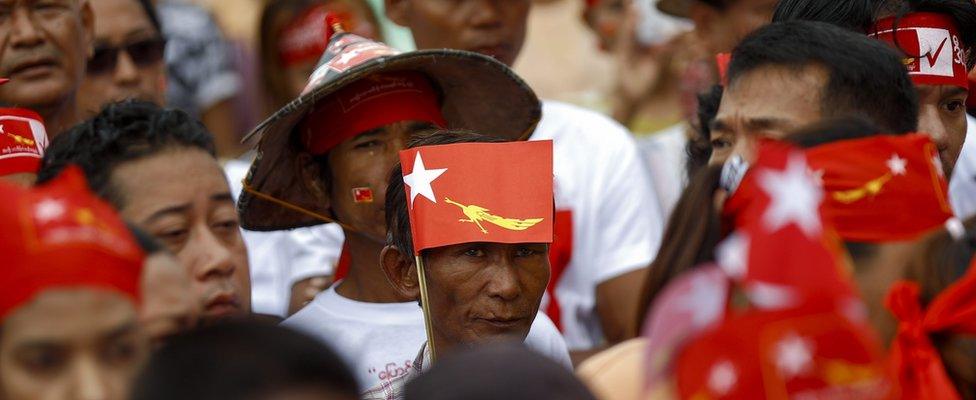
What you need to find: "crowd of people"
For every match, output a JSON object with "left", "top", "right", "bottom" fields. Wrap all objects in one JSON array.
[{"left": 2, "top": 0, "right": 976, "bottom": 399}]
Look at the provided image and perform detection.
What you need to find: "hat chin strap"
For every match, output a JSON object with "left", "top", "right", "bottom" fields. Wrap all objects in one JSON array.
[{"left": 240, "top": 180, "right": 358, "bottom": 233}]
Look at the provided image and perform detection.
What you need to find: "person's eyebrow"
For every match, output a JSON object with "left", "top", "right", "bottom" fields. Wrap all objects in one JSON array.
[
  {"left": 211, "top": 192, "right": 234, "bottom": 204},
  {"left": 710, "top": 119, "right": 732, "bottom": 133},
  {"left": 102, "top": 321, "right": 140, "bottom": 341},
  {"left": 743, "top": 117, "right": 793, "bottom": 132},
  {"left": 352, "top": 127, "right": 385, "bottom": 140},
  {"left": 144, "top": 203, "right": 192, "bottom": 224},
  {"left": 944, "top": 86, "right": 969, "bottom": 99}
]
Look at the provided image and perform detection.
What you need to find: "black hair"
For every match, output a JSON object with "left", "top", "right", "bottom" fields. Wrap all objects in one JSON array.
[
  {"left": 136, "top": 0, "right": 163, "bottom": 34},
  {"left": 36, "top": 100, "right": 216, "bottom": 208},
  {"left": 130, "top": 320, "right": 359, "bottom": 400},
  {"left": 405, "top": 344, "right": 597, "bottom": 400},
  {"left": 772, "top": 0, "right": 879, "bottom": 33},
  {"left": 385, "top": 130, "right": 508, "bottom": 257},
  {"left": 126, "top": 222, "right": 165, "bottom": 255},
  {"left": 727, "top": 20, "right": 919, "bottom": 135},
  {"left": 686, "top": 84, "right": 724, "bottom": 179}
]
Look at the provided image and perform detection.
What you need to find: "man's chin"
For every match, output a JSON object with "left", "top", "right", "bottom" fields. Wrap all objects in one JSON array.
[{"left": 0, "top": 79, "right": 74, "bottom": 108}]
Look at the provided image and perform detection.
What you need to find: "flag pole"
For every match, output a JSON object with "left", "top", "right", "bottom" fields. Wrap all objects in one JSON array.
[{"left": 415, "top": 255, "right": 437, "bottom": 364}]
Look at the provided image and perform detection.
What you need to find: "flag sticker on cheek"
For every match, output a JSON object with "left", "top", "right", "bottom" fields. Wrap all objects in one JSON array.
[{"left": 352, "top": 187, "right": 374, "bottom": 203}]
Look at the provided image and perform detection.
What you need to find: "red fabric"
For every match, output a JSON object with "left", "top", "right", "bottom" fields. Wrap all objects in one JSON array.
[
  {"left": 334, "top": 242, "right": 350, "bottom": 281},
  {"left": 544, "top": 210, "right": 573, "bottom": 330},
  {"left": 300, "top": 71, "right": 446, "bottom": 155},
  {"left": 871, "top": 12, "right": 969, "bottom": 89},
  {"left": 676, "top": 303, "right": 894, "bottom": 399},
  {"left": 0, "top": 108, "right": 47, "bottom": 176},
  {"left": 0, "top": 166, "right": 144, "bottom": 321},
  {"left": 967, "top": 74, "right": 976, "bottom": 111},
  {"left": 721, "top": 140, "right": 856, "bottom": 307},
  {"left": 886, "top": 256, "right": 976, "bottom": 400},
  {"left": 805, "top": 134, "right": 953, "bottom": 243},
  {"left": 716, "top": 53, "right": 731, "bottom": 87},
  {"left": 399, "top": 141, "right": 554, "bottom": 255},
  {"left": 278, "top": 8, "right": 365, "bottom": 67}
]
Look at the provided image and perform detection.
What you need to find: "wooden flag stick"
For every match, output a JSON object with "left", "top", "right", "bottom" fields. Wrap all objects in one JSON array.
[{"left": 415, "top": 255, "right": 437, "bottom": 364}]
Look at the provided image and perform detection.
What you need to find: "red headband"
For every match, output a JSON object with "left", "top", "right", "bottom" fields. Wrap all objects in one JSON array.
[
  {"left": 871, "top": 12, "right": 969, "bottom": 89},
  {"left": 804, "top": 134, "right": 953, "bottom": 243},
  {"left": 0, "top": 108, "right": 47, "bottom": 176},
  {"left": 886, "top": 255, "right": 976, "bottom": 400},
  {"left": 0, "top": 167, "right": 144, "bottom": 321},
  {"left": 300, "top": 71, "right": 446, "bottom": 155}
]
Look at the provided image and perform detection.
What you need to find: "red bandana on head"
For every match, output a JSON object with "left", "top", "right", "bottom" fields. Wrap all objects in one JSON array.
[
  {"left": 399, "top": 140, "right": 554, "bottom": 254},
  {"left": 804, "top": 134, "right": 953, "bottom": 243},
  {"left": 0, "top": 107, "right": 47, "bottom": 176},
  {"left": 886, "top": 255, "right": 976, "bottom": 400},
  {"left": 0, "top": 166, "right": 144, "bottom": 321},
  {"left": 871, "top": 12, "right": 970, "bottom": 89}
]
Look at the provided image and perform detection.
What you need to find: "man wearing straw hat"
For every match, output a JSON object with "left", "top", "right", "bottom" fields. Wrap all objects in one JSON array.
[
  {"left": 239, "top": 17, "right": 569, "bottom": 392},
  {"left": 373, "top": 131, "right": 555, "bottom": 399}
]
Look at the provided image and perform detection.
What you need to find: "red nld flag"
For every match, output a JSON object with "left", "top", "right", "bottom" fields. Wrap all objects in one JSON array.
[
  {"left": 805, "top": 134, "right": 953, "bottom": 243},
  {"left": 720, "top": 140, "right": 856, "bottom": 309},
  {"left": 399, "top": 140, "right": 554, "bottom": 255}
]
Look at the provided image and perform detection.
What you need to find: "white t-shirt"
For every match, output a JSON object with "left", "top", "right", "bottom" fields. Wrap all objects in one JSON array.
[
  {"left": 531, "top": 100, "right": 663, "bottom": 350},
  {"left": 636, "top": 123, "right": 689, "bottom": 220},
  {"left": 283, "top": 285, "right": 572, "bottom": 390},
  {"left": 949, "top": 115, "right": 976, "bottom": 219},
  {"left": 224, "top": 160, "right": 344, "bottom": 317}
]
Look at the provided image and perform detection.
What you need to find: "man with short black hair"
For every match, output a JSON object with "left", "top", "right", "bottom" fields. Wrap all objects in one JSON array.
[
  {"left": 0, "top": 0, "right": 94, "bottom": 135},
  {"left": 710, "top": 20, "right": 919, "bottom": 164}
]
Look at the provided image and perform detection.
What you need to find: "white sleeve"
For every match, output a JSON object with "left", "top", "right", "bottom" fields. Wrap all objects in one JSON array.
[
  {"left": 949, "top": 116, "right": 976, "bottom": 219},
  {"left": 524, "top": 312, "right": 573, "bottom": 370},
  {"left": 286, "top": 224, "right": 345, "bottom": 285},
  {"left": 593, "top": 133, "right": 663, "bottom": 284}
]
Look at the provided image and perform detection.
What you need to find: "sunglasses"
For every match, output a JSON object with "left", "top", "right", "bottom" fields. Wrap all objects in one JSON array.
[{"left": 87, "top": 38, "right": 166, "bottom": 75}]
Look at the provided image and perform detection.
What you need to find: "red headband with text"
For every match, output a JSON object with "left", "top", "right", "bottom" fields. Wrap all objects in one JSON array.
[
  {"left": 871, "top": 12, "right": 969, "bottom": 89},
  {"left": 0, "top": 108, "right": 48, "bottom": 176},
  {"left": 0, "top": 167, "right": 144, "bottom": 321},
  {"left": 805, "top": 134, "right": 953, "bottom": 243},
  {"left": 300, "top": 71, "right": 446, "bottom": 155}
]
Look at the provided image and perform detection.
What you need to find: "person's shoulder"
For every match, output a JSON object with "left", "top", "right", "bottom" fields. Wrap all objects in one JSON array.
[
  {"left": 537, "top": 100, "right": 634, "bottom": 144},
  {"left": 576, "top": 338, "right": 649, "bottom": 398}
]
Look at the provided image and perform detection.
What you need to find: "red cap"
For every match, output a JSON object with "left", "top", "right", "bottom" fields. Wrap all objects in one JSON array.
[
  {"left": 871, "top": 12, "right": 970, "bottom": 89},
  {"left": 0, "top": 166, "right": 144, "bottom": 321},
  {"left": 300, "top": 71, "right": 446, "bottom": 155},
  {"left": 0, "top": 108, "right": 48, "bottom": 176},
  {"left": 676, "top": 303, "right": 895, "bottom": 399},
  {"left": 805, "top": 134, "right": 953, "bottom": 242}
]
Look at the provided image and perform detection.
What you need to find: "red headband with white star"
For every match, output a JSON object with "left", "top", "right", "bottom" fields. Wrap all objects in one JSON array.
[{"left": 804, "top": 134, "right": 953, "bottom": 243}]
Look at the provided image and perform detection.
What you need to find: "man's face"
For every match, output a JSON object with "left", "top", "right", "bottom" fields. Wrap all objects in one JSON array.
[
  {"left": 388, "top": 0, "right": 529, "bottom": 66},
  {"left": 326, "top": 121, "right": 429, "bottom": 243},
  {"left": 0, "top": 0, "right": 93, "bottom": 110},
  {"left": 915, "top": 84, "right": 968, "bottom": 175},
  {"left": 77, "top": 0, "right": 166, "bottom": 116},
  {"left": 709, "top": 64, "right": 827, "bottom": 165},
  {"left": 140, "top": 252, "right": 199, "bottom": 347},
  {"left": 693, "top": 0, "right": 776, "bottom": 54},
  {"left": 583, "top": 0, "right": 626, "bottom": 52},
  {"left": 424, "top": 242, "right": 549, "bottom": 348},
  {"left": 0, "top": 289, "right": 148, "bottom": 400},
  {"left": 111, "top": 147, "right": 252, "bottom": 322}
]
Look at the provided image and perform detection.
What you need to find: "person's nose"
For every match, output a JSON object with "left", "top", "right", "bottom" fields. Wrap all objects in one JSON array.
[
  {"left": 187, "top": 228, "right": 236, "bottom": 281},
  {"left": 69, "top": 355, "right": 110, "bottom": 400},
  {"left": 485, "top": 260, "right": 520, "bottom": 301},
  {"left": 113, "top": 51, "right": 141, "bottom": 87},
  {"left": 918, "top": 106, "right": 950, "bottom": 152},
  {"left": 9, "top": 8, "right": 44, "bottom": 48},
  {"left": 468, "top": 0, "right": 504, "bottom": 28}
]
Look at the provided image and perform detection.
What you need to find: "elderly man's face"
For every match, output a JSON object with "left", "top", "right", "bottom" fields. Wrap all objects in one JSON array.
[
  {"left": 0, "top": 0, "right": 93, "bottom": 112},
  {"left": 387, "top": 0, "right": 529, "bottom": 66},
  {"left": 423, "top": 242, "right": 549, "bottom": 349}
]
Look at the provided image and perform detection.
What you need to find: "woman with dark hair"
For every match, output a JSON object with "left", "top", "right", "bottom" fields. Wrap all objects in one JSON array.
[{"left": 77, "top": 0, "right": 167, "bottom": 115}]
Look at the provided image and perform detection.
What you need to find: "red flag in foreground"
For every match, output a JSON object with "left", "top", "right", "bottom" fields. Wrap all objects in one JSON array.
[
  {"left": 805, "top": 134, "right": 953, "bottom": 243},
  {"left": 399, "top": 140, "right": 554, "bottom": 254}
]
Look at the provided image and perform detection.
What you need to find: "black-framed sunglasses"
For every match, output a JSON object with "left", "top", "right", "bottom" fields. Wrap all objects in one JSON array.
[{"left": 87, "top": 38, "right": 166, "bottom": 75}]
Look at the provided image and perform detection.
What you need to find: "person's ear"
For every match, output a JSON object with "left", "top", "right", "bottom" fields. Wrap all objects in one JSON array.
[
  {"left": 381, "top": 245, "right": 420, "bottom": 300},
  {"left": 385, "top": 0, "right": 410, "bottom": 28},
  {"left": 79, "top": 0, "right": 95, "bottom": 57},
  {"left": 297, "top": 152, "right": 331, "bottom": 211}
]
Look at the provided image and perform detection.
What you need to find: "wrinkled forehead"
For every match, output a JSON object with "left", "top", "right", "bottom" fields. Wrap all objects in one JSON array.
[{"left": 1, "top": 289, "right": 137, "bottom": 346}]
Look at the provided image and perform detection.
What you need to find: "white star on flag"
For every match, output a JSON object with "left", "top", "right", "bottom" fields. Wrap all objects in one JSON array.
[
  {"left": 757, "top": 154, "right": 824, "bottom": 238},
  {"left": 34, "top": 198, "right": 65, "bottom": 223},
  {"left": 774, "top": 333, "right": 815, "bottom": 378},
  {"left": 403, "top": 152, "right": 447, "bottom": 209},
  {"left": 886, "top": 154, "right": 907, "bottom": 176},
  {"left": 675, "top": 272, "right": 728, "bottom": 327},
  {"left": 707, "top": 360, "right": 738, "bottom": 396},
  {"left": 717, "top": 232, "right": 749, "bottom": 280}
]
